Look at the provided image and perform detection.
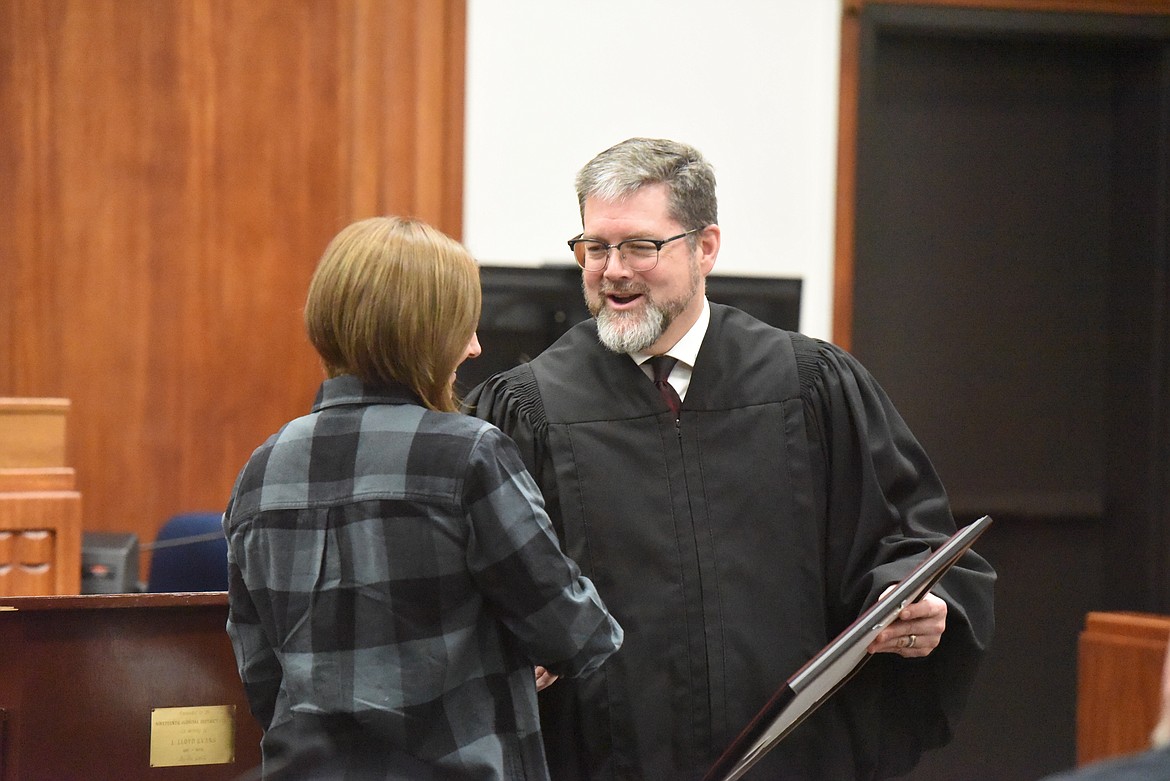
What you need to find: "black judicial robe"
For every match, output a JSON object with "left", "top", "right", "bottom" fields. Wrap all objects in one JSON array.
[{"left": 463, "top": 303, "right": 996, "bottom": 781}]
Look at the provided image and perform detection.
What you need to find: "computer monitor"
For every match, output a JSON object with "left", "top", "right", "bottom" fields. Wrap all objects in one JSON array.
[{"left": 456, "top": 265, "right": 802, "bottom": 392}]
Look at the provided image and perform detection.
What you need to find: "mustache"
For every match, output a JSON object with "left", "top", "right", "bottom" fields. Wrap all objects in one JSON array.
[{"left": 598, "top": 282, "right": 649, "bottom": 297}]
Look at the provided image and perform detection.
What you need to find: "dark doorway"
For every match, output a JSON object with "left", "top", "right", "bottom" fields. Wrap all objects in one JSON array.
[{"left": 847, "top": 6, "right": 1170, "bottom": 779}]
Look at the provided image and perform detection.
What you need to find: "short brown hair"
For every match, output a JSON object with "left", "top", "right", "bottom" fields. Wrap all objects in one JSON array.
[{"left": 304, "top": 216, "right": 480, "bottom": 412}]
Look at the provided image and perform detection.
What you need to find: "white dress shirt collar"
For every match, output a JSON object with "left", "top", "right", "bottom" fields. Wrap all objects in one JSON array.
[{"left": 631, "top": 297, "right": 710, "bottom": 400}]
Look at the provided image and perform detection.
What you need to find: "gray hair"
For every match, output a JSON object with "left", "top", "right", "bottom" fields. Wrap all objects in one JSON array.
[{"left": 575, "top": 138, "right": 718, "bottom": 232}]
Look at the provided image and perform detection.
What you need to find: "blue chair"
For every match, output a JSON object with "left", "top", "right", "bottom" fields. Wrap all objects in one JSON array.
[{"left": 146, "top": 511, "right": 229, "bottom": 592}]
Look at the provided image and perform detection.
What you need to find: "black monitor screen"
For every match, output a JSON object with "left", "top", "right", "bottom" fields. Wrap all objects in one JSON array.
[{"left": 457, "top": 265, "right": 802, "bottom": 392}]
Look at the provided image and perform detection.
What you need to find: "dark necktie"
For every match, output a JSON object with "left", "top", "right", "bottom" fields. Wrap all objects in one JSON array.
[{"left": 647, "top": 355, "right": 682, "bottom": 419}]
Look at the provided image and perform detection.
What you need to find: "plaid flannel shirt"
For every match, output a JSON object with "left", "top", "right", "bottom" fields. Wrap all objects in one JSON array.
[{"left": 224, "top": 375, "right": 621, "bottom": 780}]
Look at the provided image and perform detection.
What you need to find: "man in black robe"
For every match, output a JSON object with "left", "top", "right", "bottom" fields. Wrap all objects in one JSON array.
[{"left": 463, "top": 137, "right": 996, "bottom": 780}]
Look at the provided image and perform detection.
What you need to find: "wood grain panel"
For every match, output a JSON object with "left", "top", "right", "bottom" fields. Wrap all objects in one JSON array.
[
  {"left": 0, "top": 470, "right": 75, "bottom": 492},
  {"left": 833, "top": 4, "right": 861, "bottom": 352},
  {"left": 0, "top": 399, "right": 69, "bottom": 469},
  {"left": 0, "top": 492, "right": 82, "bottom": 595},
  {"left": 1077, "top": 611, "right": 1170, "bottom": 765},
  {"left": 0, "top": 0, "right": 466, "bottom": 583}
]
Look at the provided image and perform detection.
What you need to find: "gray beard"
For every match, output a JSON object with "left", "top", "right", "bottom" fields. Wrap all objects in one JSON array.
[
  {"left": 595, "top": 304, "right": 667, "bottom": 354},
  {"left": 587, "top": 253, "right": 702, "bottom": 354}
]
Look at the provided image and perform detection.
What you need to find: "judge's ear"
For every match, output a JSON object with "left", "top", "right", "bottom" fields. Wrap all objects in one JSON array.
[{"left": 696, "top": 224, "right": 721, "bottom": 277}]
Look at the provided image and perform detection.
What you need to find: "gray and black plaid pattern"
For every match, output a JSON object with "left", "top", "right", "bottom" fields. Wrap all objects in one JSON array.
[{"left": 225, "top": 375, "right": 621, "bottom": 780}]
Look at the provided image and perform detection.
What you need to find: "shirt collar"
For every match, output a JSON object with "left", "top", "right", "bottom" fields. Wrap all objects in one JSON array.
[
  {"left": 632, "top": 296, "right": 710, "bottom": 368},
  {"left": 312, "top": 374, "right": 421, "bottom": 411}
]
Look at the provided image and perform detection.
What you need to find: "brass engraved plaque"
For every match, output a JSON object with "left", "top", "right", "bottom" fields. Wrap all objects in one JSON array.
[{"left": 149, "top": 705, "right": 236, "bottom": 767}]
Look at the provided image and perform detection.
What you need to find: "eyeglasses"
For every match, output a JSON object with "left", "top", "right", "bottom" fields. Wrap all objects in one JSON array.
[{"left": 566, "top": 228, "right": 702, "bottom": 272}]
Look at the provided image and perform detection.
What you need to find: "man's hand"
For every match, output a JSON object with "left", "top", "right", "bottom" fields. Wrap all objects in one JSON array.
[
  {"left": 868, "top": 590, "right": 947, "bottom": 658},
  {"left": 535, "top": 666, "right": 559, "bottom": 691}
]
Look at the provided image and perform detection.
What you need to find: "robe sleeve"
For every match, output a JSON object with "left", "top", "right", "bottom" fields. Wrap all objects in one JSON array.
[
  {"left": 462, "top": 366, "right": 565, "bottom": 538},
  {"left": 799, "top": 337, "right": 997, "bottom": 778}
]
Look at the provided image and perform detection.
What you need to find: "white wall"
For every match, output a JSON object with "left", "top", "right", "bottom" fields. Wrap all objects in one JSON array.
[{"left": 463, "top": 0, "right": 843, "bottom": 339}]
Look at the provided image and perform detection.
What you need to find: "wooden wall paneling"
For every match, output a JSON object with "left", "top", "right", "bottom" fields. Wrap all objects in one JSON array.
[
  {"left": 171, "top": 1, "right": 349, "bottom": 526},
  {"left": 0, "top": 1, "right": 65, "bottom": 396},
  {"left": 349, "top": 0, "right": 465, "bottom": 232},
  {"left": 357, "top": 0, "right": 421, "bottom": 221},
  {"left": 833, "top": 4, "right": 861, "bottom": 351},
  {"left": 440, "top": 1, "right": 468, "bottom": 237},
  {"left": 46, "top": 1, "right": 336, "bottom": 572},
  {"left": 0, "top": 1, "right": 467, "bottom": 585},
  {"left": 414, "top": 0, "right": 466, "bottom": 234}
]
